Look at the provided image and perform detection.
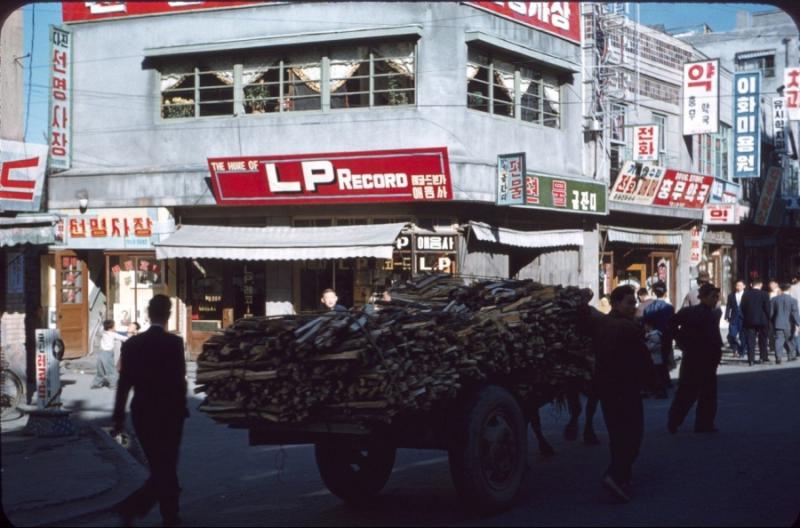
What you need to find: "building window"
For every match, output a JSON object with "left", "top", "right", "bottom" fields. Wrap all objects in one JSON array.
[
  {"left": 159, "top": 41, "right": 416, "bottom": 119},
  {"left": 652, "top": 113, "right": 668, "bottom": 166},
  {"left": 467, "top": 46, "right": 561, "bottom": 128},
  {"left": 700, "top": 124, "right": 731, "bottom": 180},
  {"left": 609, "top": 103, "right": 626, "bottom": 180},
  {"left": 735, "top": 52, "right": 775, "bottom": 78}
]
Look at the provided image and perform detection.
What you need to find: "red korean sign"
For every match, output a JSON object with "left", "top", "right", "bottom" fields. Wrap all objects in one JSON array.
[
  {"left": 652, "top": 170, "right": 714, "bottom": 209},
  {"left": 703, "top": 203, "right": 737, "bottom": 225},
  {"left": 208, "top": 148, "right": 452, "bottom": 206},
  {"left": 49, "top": 26, "right": 71, "bottom": 169},
  {"left": 682, "top": 60, "right": 719, "bottom": 135},
  {"left": 0, "top": 140, "right": 49, "bottom": 212},
  {"left": 63, "top": 2, "right": 269, "bottom": 23},
  {"left": 465, "top": 2, "right": 581, "bottom": 44},
  {"left": 633, "top": 125, "right": 659, "bottom": 162},
  {"left": 784, "top": 67, "right": 800, "bottom": 121}
]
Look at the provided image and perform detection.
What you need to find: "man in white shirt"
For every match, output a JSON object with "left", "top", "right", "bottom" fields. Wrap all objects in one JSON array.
[
  {"left": 724, "top": 280, "right": 746, "bottom": 358},
  {"left": 91, "top": 319, "right": 127, "bottom": 389}
]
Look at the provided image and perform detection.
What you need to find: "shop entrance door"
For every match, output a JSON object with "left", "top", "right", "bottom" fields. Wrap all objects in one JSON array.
[
  {"left": 649, "top": 251, "right": 677, "bottom": 304},
  {"left": 616, "top": 263, "right": 646, "bottom": 291},
  {"left": 55, "top": 251, "right": 89, "bottom": 358}
]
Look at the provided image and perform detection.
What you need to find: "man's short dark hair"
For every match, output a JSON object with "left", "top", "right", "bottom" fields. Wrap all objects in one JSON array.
[
  {"left": 698, "top": 283, "right": 720, "bottom": 299},
  {"left": 148, "top": 294, "right": 172, "bottom": 322},
  {"left": 103, "top": 319, "right": 115, "bottom": 331},
  {"left": 610, "top": 285, "right": 636, "bottom": 305},
  {"left": 131, "top": 322, "right": 141, "bottom": 330},
  {"left": 321, "top": 288, "right": 336, "bottom": 296},
  {"left": 781, "top": 283, "right": 792, "bottom": 292},
  {"left": 652, "top": 281, "right": 667, "bottom": 298},
  {"left": 637, "top": 287, "right": 649, "bottom": 297},
  {"left": 752, "top": 279, "right": 763, "bottom": 287}
]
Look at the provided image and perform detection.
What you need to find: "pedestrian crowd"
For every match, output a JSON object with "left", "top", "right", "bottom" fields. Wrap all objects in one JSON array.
[{"left": 584, "top": 272, "right": 800, "bottom": 504}]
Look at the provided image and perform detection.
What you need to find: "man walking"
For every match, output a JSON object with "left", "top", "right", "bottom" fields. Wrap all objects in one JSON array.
[
  {"left": 682, "top": 270, "right": 710, "bottom": 308},
  {"left": 642, "top": 281, "right": 674, "bottom": 398},
  {"left": 668, "top": 283, "right": 723, "bottom": 434},
  {"left": 740, "top": 279, "right": 771, "bottom": 365},
  {"left": 588, "top": 285, "right": 652, "bottom": 502},
  {"left": 770, "top": 283, "right": 800, "bottom": 363},
  {"left": 111, "top": 295, "right": 188, "bottom": 526},
  {"left": 724, "top": 280, "right": 746, "bottom": 358}
]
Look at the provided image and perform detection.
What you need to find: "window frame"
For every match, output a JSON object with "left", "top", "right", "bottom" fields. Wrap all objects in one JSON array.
[
  {"left": 699, "top": 123, "right": 731, "bottom": 180},
  {"left": 652, "top": 112, "right": 668, "bottom": 167}
]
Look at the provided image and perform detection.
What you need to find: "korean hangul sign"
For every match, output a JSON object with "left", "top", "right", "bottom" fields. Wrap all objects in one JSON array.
[
  {"left": 208, "top": 148, "right": 452, "bottom": 206},
  {"left": 35, "top": 329, "right": 63, "bottom": 409},
  {"left": 62, "top": 2, "right": 270, "bottom": 22},
  {"left": 63, "top": 208, "right": 167, "bottom": 249},
  {"left": 784, "top": 67, "right": 800, "bottom": 121},
  {"left": 497, "top": 153, "right": 525, "bottom": 206},
  {"left": 733, "top": 71, "right": 761, "bottom": 179},
  {"left": 633, "top": 125, "right": 659, "bottom": 162},
  {"left": 703, "top": 203, "right": 738, "bottom": 225},
  {"left": 773, "top": 97, "right": 787, "bottom": 153},
  {"left": 0, "top": 140, "right": 49, "bottom": 212},
  {"left": 523, "top": 173, "right": 607, "bottom": 214},
  {"left": 465, "top": 2, "right": 581, "bottom": 44},
  {"left": 754, "top": 166, "right": 782, "bottom": 226},
  {"left": 652, "top": 170, "right": 714, "bottom": 209},
  {"left": 689, "top": 226, "right": 703, "bottom": 265},
  {"left": 609, "top": 161, "right": 666, "bottom": 205},
  {"left": 682, "top": 60, "right": 719, "bottom": 136},
  {"left": 48, "top": 26, "right": 71, "bottom": 170}
]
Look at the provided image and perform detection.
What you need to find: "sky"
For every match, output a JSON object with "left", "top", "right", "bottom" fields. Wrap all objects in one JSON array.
[{"left": 18, "top": 1, "right": 788, "bottom": 146}]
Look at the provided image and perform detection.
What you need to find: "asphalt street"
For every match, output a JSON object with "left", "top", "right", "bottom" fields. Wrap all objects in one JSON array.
[{"left": 51, "top": 359, "right": 800, "bottom": 527}]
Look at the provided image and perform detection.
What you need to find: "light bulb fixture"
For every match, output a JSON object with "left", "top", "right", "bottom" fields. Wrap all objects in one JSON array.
[{"left": 76, "top": 190, "right": 89, "bottom": 213}]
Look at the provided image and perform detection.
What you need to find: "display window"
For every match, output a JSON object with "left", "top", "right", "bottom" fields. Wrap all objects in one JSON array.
[
  {"left": 189, "top": 260, "right": 265, "bottom": 331},
  {"left": 606, "top": 248, "right": 677, "bottom": 304},
  {"left": 60, "top": 255, "right": 83, "bottom": 304},
  {"left": 107, "top": 253, "right": 165, "bottom": 330}
]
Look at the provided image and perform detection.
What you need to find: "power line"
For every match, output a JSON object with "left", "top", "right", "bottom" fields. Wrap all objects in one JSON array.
[{"left": 23, "top": 3, "right": 36, "bottom": 142}]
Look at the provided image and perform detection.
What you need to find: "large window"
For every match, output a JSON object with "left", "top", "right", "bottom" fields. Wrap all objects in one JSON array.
[
  {"left": 107, "top": 254, "right": 166, "bottom": 330},
  {"left": 652, "top": 113, "right": 668, "bottom": 166},
  {"left": 736, "top": 51, "right": 775, "bottom": 78},
  {"left": 700, "top": 124, "right": 731, "bottom": 180},
  {"left": 467, "top": 46, "right": 562, "bottom": 128},
  {"left": 609, "top": 103, "right": 627, "bottom": 180},
  {"left": 159, "top": 41, "right": 416, "bottom": 119}
]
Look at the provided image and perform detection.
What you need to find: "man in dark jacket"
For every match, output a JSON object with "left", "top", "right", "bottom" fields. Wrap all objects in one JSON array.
[
  {"left": 668, "top": 283, "right": 723, "bottom": 434},
  {"left": 740, "top": 279, "right": 771, "bottom": 365},
  {"left": 724, "top": 280, "right": 746, "bottom": 358},
  {"left": 770, "top": 283, "right": 800, "bottom": 362},
  {"left": 111, "top": 295, "right": 188, "bottom": 526},
  {"left": 585, "top": 285, "right": 652, "bottom": 502}
]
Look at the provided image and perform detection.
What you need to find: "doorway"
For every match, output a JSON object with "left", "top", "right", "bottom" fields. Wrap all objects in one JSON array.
[{"left": 55, "top": 251, "right": 88, "bottom": 358}]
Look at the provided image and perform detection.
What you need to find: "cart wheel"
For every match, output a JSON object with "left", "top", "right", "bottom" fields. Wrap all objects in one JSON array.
[
  {"left": 315, "top": 441, "right": 396, "bottom": 505},
  {"left": 448, "top": 385, "right": 527, "bottom": 513},
  {"left": 1, "top": 369, "right": 25, "bottom": 421}
]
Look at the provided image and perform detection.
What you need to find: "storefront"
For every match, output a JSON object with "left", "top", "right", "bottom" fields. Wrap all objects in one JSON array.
[{"left": 701, "top": 229, "right": 736, "bottom": 299}]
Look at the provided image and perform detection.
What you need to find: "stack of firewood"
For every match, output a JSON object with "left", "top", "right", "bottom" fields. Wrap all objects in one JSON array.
[{"left": 196, "top": 275, "right": 593, "bottom": 425}]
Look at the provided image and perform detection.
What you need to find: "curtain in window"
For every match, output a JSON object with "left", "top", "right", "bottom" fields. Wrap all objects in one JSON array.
[
  {"left": 543, "top": 85, "right": 560, "bottom": 114},
  {"left": 242, "top": 62, "right": 278, "bottom": 86},
  {"left": 212, "top": 71, "right": 234, "bottom": 85},
  {"left": 291, "top": 65, "right": 323, "bottom": 93},
  {"left": 494, "top": 70, "right": 514, "bottom": 99},
  {"left": 467, "top": 64, "right": 480, "bottom": 80},
  {"left": 384, "top": 52, "right": 414, "bottom": 77},
  {"left": 161, "top": 73, "right": 190, "bottom": 91}
]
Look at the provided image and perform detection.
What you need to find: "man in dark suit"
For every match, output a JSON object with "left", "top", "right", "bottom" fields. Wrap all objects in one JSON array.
[
  {"left": 668, "top": 283, "right": 723, "bottom": 434},
  {"left": 739, "top": 279, "right": 771, "bottom": 366},
  {"left": 111, "top": 295, "right": 188, "bottom": 526},
  {"left": 724, "top": 280, "right": 746, "bottom": 358},
  {"left": 770, "top": 283, "right": 800, "bottom": 363}
]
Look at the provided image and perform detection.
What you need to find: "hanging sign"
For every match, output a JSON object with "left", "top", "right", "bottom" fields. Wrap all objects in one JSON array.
[
  {"left": 497, "top": 153, "right": 525, "bottom": 206},
  {"left": 651, "top": 170, "right": 714, "bottom": 209},
  {"left": 523, "top": 173, "right": 607, "bottom": 214},
  {"left": 0, "top": 140, "right": 49, "bottom": 212},
  {"left": 609, "top": 161, "right": 666, "bottom": 205},
  {"left": 35, "top": 329, "right": 63, "bottom": 409},
  {"left": 703, "top": 203, "right": 738, "bottom": 225},
  {"left": 632, "top": 125, "right": 659, "bottom": 162},
  {"left": 773, "top": 97, "right": 787, "bottom": 153},
  {"left": 48, "top": 26, "right": 72, "bottom": 170},
  {"left": 754, "top": 166, "right": 782, "bottom": 226},
  {"left": 689, "top": 226, "right": 703, "bottom": 265},
  {"left": 209, "top": 148, "right": 452, "bottom": 206},
  {"left": 784, "top": 67, "right": 800, "bottom": 121},
  {"left": 682, "top": 60, "right": 719, "bottom": 136},
  {"left": 63, "top": 2, "right": 271, "bottom": 22},
  {"left": 464, "top": 2, "right": 581, "bottom": 44},
  {"left": 733, "top": 71, "right": 761, "bottom": 179}
]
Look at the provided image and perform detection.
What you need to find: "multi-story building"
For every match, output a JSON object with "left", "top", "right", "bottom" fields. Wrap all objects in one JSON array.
[
  {"left": 48, "top": 1, "right": 608, "bottom": 357},
  {"left": 680, "top": 8, "right": 800, "bottom": 283}
]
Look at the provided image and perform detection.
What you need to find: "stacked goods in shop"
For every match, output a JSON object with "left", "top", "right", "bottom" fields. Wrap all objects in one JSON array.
[{"left": 196, "top": 274, "right": 594, "bottom": 425}]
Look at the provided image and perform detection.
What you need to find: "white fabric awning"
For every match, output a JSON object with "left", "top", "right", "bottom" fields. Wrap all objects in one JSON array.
[
  {"left": 154, "top": 223, "right": 407, "bottom": 261},
  {"left": 468, "top": 221, "right": 584, "bottom": 249},
  {"left": 604, "top": 226, "right": 683, "bottom": 246}
]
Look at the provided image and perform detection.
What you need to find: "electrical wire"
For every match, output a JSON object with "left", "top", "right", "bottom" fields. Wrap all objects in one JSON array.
[{"left": 23, "top": 3, "right": 35, "bottom": 143}]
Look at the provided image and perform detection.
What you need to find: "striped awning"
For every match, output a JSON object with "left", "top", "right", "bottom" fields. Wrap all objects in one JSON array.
[
  {"left": 468, "top": 221, "right": 584, "bottom": 249},
  {"left": 0, "top": 225, "right": 55, "bottom": 247},
  {"left": 154, "top": 223, "right": 407, "bottom": 261},
  {"left": 735, "top": 49, "right": 775, "bottom": 61},
  {"left": 604, "top": 226, "right": 683, "bottom": 246}
]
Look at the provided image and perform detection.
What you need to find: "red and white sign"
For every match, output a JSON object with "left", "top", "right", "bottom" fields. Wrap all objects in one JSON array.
[
  {"left": 63, "top": 2, "right": 268, "bottom": 23},
  {"left": 754, "top": 166, "right": 782, "bottom": 226},
  {"left": 49, "top": 26, "right": 71, "bottom": 169},
  {"left": 689, "top": 226, "right": 703, "bottom": 265},
  {"left": 633, "top": 125, "right": 659, "bottom": 162},
  {"left": 609, "top": 161, "right": 666, "bottom": 205},
  {"left": 703, "top": 203, "right": 737, "bottom": 225},
  {"left": 208, "top": 148, "right": 452, "bottom": 206},
  {"left": 0, "top": 140, "right": 49, "bottom": 212},
  {"left": 682, "top": 60, "right": 719, "bottom": 136},
  {"left": 465, "top": 2, "right": 581, "bottom": 44},
  {"left": 652, "top": 170, "right": 714, "bottom": 209},
  {"left": 784, "top": 67, "right": 800, "bottom": 121}
]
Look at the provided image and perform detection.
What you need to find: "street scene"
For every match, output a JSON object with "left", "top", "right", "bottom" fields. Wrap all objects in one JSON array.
[{"left": 2, "top": 1, "right": 800, "bottom": 527}]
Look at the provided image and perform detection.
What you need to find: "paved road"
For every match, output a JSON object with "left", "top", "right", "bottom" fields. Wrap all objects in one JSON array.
[{"left": 53, "top": 359, "right": 800, "bottom": 527}]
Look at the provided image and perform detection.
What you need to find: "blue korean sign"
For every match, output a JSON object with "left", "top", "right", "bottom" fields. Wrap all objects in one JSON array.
[
  {"left": 496, "top": 153, "right": 525, "bottom": 206},
  {"left": 733, "top": 71, "right": 761, "bottom": 179}
]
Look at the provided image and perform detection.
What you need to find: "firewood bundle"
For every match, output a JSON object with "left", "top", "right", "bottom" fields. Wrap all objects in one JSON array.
[{"left": 196, "top": 275, "right": 594, "bottom": 426}]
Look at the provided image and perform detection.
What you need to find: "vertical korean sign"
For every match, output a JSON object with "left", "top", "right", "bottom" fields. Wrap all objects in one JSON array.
[
  {"left": 35, "top": 329, "right": 61, "bottom": 409},
  {"left": 496, "top": 153, "right": 525, "bottom": 205},
  {"left": 784, "top": 67, "right": 800, "bottom": 121},
  {"left": 754, "top": 166, "right": 782, "bottom": 226},
  {"left": 733, "top": 71, "right": 761, "bottom": 179},
  {"left": 633, "top": 125, "right": 659, "bottom": 162},
  {"left": 48, "top": 26, "right": 72, "bottom": 170},
  {"left": 773, "top": 97, "right": 787, "bottom": 153},
  {"left": 682, "top": 60, "right": 719, "bottom": 136}
]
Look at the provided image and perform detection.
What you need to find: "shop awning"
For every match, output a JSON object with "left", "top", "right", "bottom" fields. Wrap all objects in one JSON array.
[
  {"left": 0, "top": 214, "right": 60, "bottom": 247},
  {"left": 604, "top": 226, "right": 683, "bottom": 246},
  {"left": 468, "top": 221, "right": 584, "bottom": 249},
  {"left": 154, "top": 223, "right": 408, "bottom": 261}
]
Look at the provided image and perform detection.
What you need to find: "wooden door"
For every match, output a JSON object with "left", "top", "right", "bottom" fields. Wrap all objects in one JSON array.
[{"left": 56, "top": 251, "right": 89, "bottom": 358}]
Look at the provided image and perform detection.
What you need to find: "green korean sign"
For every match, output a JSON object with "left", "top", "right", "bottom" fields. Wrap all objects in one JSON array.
[{"left": 520, "top": 173, "right": 608, "bottom": 215}]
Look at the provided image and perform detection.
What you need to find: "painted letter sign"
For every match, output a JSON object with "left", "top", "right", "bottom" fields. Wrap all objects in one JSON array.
[
  {"left": 784, "top": 67, "right": 800, "bottom": 121},
  {"left": 465, "top": 2, "right": 581, "bottom": 44},
  {"left": 682, "top": 60, "right": 719, "bottom": 136},
  {"left": 48, "top": 26, "right": 72, "bottom": 170},
  {"left": 497, "top": 153, "right": 525, "bottom": 206},
  {"left": 0, "top": 140, "right": 49, "bottom": 212},
  {"left": 633, "top": 125, "right": 659, "bottom": 162},
  {"left": 733, "top": 71, "right": 761, "bottom": 179}
]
